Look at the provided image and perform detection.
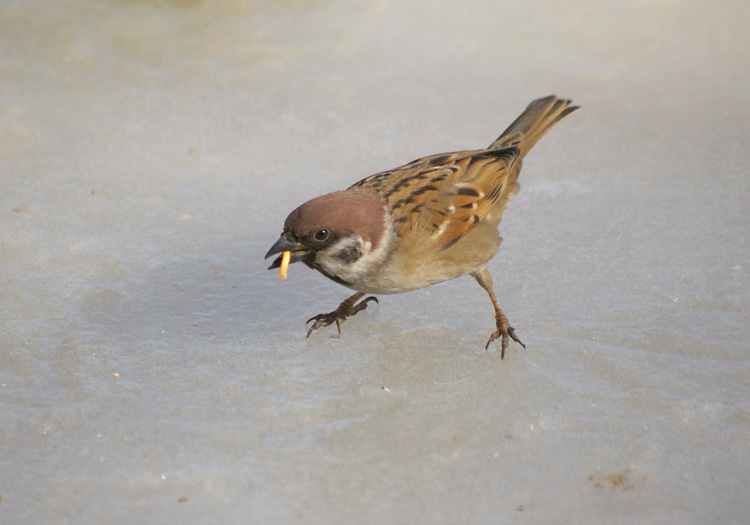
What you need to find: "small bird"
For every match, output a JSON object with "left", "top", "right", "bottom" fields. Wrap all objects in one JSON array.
[{"left": 266, "top": 95, "right": 578, "bottom": 358}]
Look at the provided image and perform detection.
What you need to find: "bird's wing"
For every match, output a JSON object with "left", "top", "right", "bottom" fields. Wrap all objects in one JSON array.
[{"left": 350, "top": 146, "right": 521, "bottom": 248}]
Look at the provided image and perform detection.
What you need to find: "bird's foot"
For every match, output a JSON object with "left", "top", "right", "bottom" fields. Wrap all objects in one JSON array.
[
  {"left": 485, "top": 317, "right": 526, "bottom": 359},
  {"left": 306, "top": 295, "right": 378, "bottom": 338}
]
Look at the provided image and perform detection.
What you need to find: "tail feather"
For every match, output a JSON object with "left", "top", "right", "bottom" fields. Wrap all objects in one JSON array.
[
  {"left": 470, "top": 95, "right": 577, "bottom": 228},
  {"left": 489, "top": 95, "right": 578, "bottom": 157}
]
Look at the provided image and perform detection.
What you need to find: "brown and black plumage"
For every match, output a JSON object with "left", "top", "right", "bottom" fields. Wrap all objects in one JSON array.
[{"left": 266, "top": 95, "right": 578, "bottom": 357}]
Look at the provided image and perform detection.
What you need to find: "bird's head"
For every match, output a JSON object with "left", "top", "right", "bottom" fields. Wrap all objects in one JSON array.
[{"left": 265, "top": 189, "right": 388, "bottom": 287}]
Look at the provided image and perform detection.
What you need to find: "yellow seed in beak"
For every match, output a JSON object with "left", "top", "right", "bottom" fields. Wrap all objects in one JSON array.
[{"left": 279, "top": 250, "right": 291, "bottom": 279}]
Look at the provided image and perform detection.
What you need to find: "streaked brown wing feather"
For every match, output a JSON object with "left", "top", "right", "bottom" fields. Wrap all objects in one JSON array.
[
  {"left": 348, "top": 96, "right": 577, "bottom": 251},
  {"left": 350, "top": 147, "right": 520, "bottom": 248}
]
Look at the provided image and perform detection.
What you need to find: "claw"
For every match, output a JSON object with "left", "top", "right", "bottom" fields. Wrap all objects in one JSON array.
[
  {"left": 472, "top": 269, "right": 526, "bottom": 359},
  {"left": 485, "top": 324, "right": 525, "bottom": 359},
  {"left": 306, "top": 313, "right": 343, "bottom": 338},
  {"left": 352, "top": 296, "right": 379, "bottom": 314},
  {"left": 305, "top": 294, "right": 378, "bottom": 338}
]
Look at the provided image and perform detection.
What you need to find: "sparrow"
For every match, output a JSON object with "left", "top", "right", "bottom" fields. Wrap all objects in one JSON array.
[{"left": 265, "top": 95, "right": 578, "bottom": 358}]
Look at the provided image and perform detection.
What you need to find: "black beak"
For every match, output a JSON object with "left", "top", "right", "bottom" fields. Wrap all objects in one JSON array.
[{"left": 265, "top": 233, "right": 309, "bottom": 270}]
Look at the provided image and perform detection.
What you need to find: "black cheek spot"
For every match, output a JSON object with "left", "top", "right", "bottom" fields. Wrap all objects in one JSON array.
[{"left": 334, "top": 244, "right": 363, "bottom": 264}]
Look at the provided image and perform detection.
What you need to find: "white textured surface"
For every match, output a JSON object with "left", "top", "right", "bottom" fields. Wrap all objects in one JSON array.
[{"left": 2, "top": 0, "right": 749, "bottom": 523}]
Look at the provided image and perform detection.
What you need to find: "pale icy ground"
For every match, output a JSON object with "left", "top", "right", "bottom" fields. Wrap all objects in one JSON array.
[{"left": 1, "top": 0, "right": 749, "bottom": 523}]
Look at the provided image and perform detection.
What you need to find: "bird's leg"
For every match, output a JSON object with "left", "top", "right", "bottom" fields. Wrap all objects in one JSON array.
[
  {"left": 472, "top": 268, "right": 526, "bottom": 359},
  {"left": 306, "top": 292, "right": 379, "bottom": 338}
]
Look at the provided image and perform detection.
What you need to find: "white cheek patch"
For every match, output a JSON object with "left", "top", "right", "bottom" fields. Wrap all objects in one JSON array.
[
  {"left": 312, "top": 209, "right": 395, "bottom": 291},
  {"left": 315, "top": 235, "right": 369, "bottom": 283},
  {"left": 318, "top": 236, "right": 363, "bottom": 269}
]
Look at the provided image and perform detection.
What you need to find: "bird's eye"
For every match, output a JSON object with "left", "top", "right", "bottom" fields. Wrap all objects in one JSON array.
[{"left": 314, "top": 228, "right": 330, "bottom": 241}]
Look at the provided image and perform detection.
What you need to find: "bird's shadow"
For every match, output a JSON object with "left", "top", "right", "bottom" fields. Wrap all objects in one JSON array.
[{"left": 70, "top": 237, "right": 308, "bottom": 349}]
